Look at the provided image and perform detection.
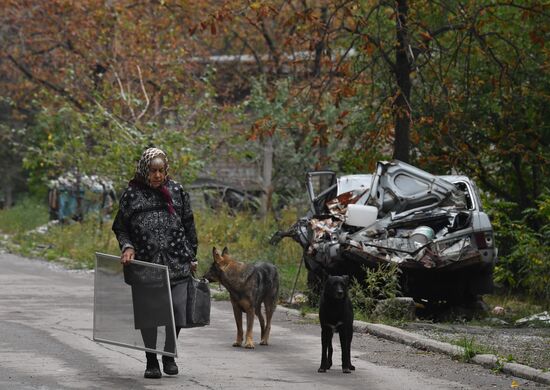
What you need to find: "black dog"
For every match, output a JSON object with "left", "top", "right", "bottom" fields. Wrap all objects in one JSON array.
[{"left": 318, "top": 275, "right": 355, "bottom": 373}]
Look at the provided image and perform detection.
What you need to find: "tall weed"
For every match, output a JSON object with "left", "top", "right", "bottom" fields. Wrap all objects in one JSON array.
[
  {"left": 195, "top": 206, "right": 305, "bottom": 299},
  {"left": 349, "top": 263, "right": 402, "bottom": 321},
  {"left": 452, "top": 336, "right": 491, "bottom": 362}
]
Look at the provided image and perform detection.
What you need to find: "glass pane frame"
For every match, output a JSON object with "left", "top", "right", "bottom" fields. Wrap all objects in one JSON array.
[{"left": 93, "top": 252, "right": 177, "bottom": 357}]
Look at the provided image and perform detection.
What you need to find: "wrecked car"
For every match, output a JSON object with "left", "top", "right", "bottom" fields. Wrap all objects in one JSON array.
[{"left": 271, "top": 160, "right": 498, "bottom": 305}]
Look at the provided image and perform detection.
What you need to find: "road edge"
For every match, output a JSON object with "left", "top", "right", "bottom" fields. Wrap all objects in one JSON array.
[{"left": 276, "top": 305, "right": 550, "bottom": 386}]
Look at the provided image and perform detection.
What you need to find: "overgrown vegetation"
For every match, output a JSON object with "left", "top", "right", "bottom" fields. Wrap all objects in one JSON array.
[
  {"left": 483, "top": 295, "right": 550, "bottom": 324},
  {"left": 486, "top": 192, "right": 550, "bottom": 301},
  {"left": 0, "top": 197, "right": 49, "bottom": 234},
  {"left": 1, "top": 196, "right": 548, "bottom": 328},
  {"left": 0, "top": 199, "right": 306, "bottom": 299},
  {"left": 348, "top": 263, "right": 405, "bottom": 323}
]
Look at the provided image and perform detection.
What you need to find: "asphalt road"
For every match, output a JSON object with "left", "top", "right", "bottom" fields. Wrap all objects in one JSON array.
[{"left": 0, "top": 252, "right": 546, "bottom": 390}]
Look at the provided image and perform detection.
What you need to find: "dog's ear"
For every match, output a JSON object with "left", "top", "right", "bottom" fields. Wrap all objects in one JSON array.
[
  {"left": 213, "top": 246, "right": 221, "bottom": 260},
  {"left": 222, "top": 246, "right": 229, "bottom": 256}
]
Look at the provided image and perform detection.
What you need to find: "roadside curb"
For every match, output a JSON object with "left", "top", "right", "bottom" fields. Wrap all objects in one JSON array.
[{"left": 276, "top": 305, "right": 550, "bottom": 386}]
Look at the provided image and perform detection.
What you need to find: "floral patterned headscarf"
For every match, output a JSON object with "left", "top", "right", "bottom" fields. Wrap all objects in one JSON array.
[
  {"left": 134, "top": 147, "right": 169, "bottom": 185},
  {"left": 130, "top": 147, "right": 175, "bottom": 214}
]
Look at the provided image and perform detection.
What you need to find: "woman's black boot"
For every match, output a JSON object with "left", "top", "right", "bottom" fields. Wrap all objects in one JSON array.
[
  {"left": 162, "top": 355, "right": 179, "bottom": 375},
  {"left": 144, "top": 353, "right": 162, "bottom": 379}
]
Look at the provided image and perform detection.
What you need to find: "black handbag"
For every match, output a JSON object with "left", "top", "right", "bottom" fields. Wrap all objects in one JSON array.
[{"left": 184, "top": 277, "right": 211, "bottom": 328}]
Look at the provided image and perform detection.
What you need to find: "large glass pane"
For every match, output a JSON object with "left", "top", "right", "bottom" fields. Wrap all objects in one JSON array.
[{"left": 93, "top": 252, "right": 177, "bottom": 357}]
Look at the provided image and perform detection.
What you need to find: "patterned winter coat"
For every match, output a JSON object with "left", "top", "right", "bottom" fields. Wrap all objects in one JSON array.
[{"left": 112, "top": 179, "right": 198, "bottom": 286}]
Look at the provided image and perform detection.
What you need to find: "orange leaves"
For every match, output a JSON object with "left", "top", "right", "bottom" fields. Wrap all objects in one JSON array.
[
  {"left": 418, "top": 116, "right": 434, "bottom": 126},
  {"left": 529, "top": 31, "right": 545, "bottom": 47},
  {"left": 189, "top": 5, "right": 233, "bottom": 36},
  {"left": 419, "top": 31, "right": 432, "bottom": 42},
  {"left": 249, "top": 1, "right": 276, "bottom": 19},
  {"left": 335, "top": 84, "right": 356, "bottom": 98},
  {"left": 248, "top": 119, "right": 263, "bottom": 141},
  {"left": 338, "top": 110, "right": 350, "bottom": 120},
  {"left": 314, "top": 121, "right": 328, "bottom": 133},
  {"left": 311, "top": 121, "right": 329, "bottom": 147},
  {"left": 410, "top": 129, "right": 420, "bottom": 145},
  {"left": 190, "top": 21, "right": 218, "bottom": 36},
  {"left": 364, "top": 41, "right": 376, "bottom": 56},
  {"left": 248, "top": 118, "right": 276, "bottom": 141},
  {"left": 362, "top": 35, "right": 376, "bottom": 56},
  {"left": 439, "top": 121, "right": 449, "bottom": 135}
]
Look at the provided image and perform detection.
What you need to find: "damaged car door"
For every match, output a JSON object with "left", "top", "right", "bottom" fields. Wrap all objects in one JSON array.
[{"left": 272, "top": 160, "right": 498, "bottom": 305}]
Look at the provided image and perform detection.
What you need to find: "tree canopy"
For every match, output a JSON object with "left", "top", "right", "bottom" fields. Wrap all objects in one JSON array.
[{"left": 1, "top": 0, "right": 548, "bottom": 212}]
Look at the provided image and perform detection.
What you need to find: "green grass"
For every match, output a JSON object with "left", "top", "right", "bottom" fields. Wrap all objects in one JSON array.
[
  {"left": 1, "top": 200, "right": 307, "bottom": 300},
  {"left": 194, "top": 206, "right": 306, "bottom": 301},
  {"left": 211, "top": 289, "right": 230, "bottom": 301},
  {"left": 483, "top": 294, "right": 549, "bottom": 324},
  {"left": 10, "top": 216, "right": 120, "bottom": 268},
  {"left": 451, "top": 336, "right": 492, "bottom": 362},
  {"left": 0, "top": 197, "right": 49, "bottom": 234}
]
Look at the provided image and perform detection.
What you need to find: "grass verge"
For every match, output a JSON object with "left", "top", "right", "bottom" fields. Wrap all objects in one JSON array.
[{"left": 0, "top": 200, "right": 306, "bottom": 300}]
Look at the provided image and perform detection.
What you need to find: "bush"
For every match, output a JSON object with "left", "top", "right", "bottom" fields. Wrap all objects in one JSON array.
[
  {"left": 349, "top": 263, "right": 402, "bottom": 321},
  {"left": 487, "top": 191, "right": 550, "bottom": 301}
]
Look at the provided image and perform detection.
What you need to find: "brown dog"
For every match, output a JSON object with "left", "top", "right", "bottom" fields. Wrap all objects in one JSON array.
[{"left": 204, "top": 247, "right": 279, "bottom": 349}]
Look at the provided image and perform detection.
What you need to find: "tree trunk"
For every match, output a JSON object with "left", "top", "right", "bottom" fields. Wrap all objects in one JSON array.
[
  {"left": 393, "top": 0, "right": 411, "bottom": 163},
  {"left": 311, "top": 6, "right": 328, "bottom": 78},
  {"left": 319, "top": 125, "right": 331, "bottom": 190},
  {"left": 512, "top": 155, "right": 529, "bottom": 211},
  {"left": 260, "top": 135, "right": 274, "bottom": 217},
  {"left": 3, "top": 182, "right": 13, "bottom": 208}
]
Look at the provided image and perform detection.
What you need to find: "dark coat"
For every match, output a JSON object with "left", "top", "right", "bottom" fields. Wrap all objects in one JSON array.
[{"left": 112, "top": 179, "right": 198, "bottom": 286}]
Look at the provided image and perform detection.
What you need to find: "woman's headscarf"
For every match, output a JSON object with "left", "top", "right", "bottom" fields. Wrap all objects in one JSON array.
[
  {"left": 130, "top": 147, "right": 175, "bottom": 214},
  {"left": 134, "top": 147, "right": 169, "bottom": 184}
]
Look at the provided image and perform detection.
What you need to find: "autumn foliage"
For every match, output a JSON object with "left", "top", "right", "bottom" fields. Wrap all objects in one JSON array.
[{"left": 1, "top": 1, "right": 549, "bottom": 295}]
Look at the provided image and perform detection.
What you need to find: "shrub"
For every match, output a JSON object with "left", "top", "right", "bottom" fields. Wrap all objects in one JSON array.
[
  {"left": 487, "top": 191, "right": 550, "bottom": 301},
  {"left": 349, "top": 263, "right": 402, "bottom": 321}
]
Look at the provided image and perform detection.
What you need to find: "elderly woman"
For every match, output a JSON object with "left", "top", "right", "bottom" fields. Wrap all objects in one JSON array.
[{"left": 112, "top": 147, "right": 198, "bottom": 379}]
